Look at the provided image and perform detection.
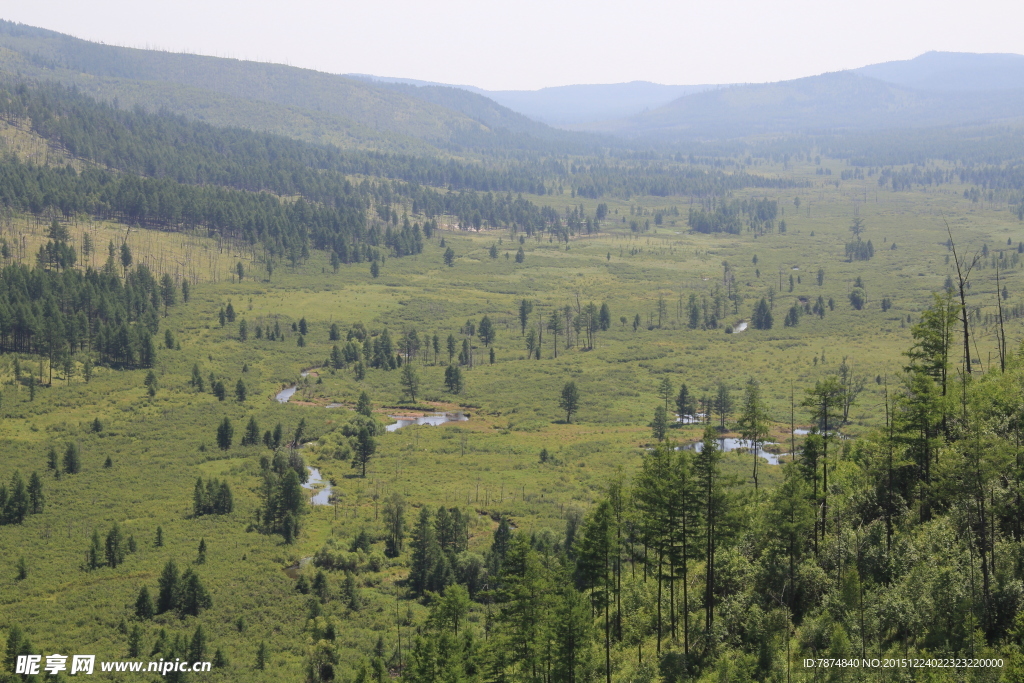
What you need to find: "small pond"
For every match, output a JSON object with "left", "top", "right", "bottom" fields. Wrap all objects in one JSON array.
[
  {"left": 386, "top": 412, "right": 469, "bottom": 432},
  {"left": 274, "top": 369, "right": 314, "bottom": 403},
  {"left": 275, "top": 386, "right": 298, "bottom": 403},
  {"left": 302, "top": 467, "right": 332, "bottom": 505},
  {"left": 684, "top": 438, "right": 785, "bottom": 465}
]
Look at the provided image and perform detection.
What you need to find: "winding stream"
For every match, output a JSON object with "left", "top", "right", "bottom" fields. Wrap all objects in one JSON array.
[
  {"left": 302, "top": 467, "right": 332, "bottom": 505},
  {"left": 274, "top": 370, "right": 313, "bottom": 403}
]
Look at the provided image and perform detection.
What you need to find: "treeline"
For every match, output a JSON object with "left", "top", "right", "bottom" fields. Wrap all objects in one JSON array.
[
  {"left": 566, "top": 161, "right": 803, "bottom": 199},
  {"left": 0, "top": 153, "right": 364, "bottom": 261},
  {"left": 687, "top": 198, "right": 779, "bottom": 234},
  {"left": 867, "top": 163, "right": 1024, "bottom": 197},
  {"left": 0, "top": 261, "right": 170, "bottom": 370}
]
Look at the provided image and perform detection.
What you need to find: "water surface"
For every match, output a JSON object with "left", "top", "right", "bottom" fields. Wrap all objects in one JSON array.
[
  {"left": 386, "top": 413, "right": 469, "bottom": 432},
  {"left": 685, "top": 438, "right": 784, "bottom": 465},
  {"left": 302, "top": 467, "right": 332, "bottom": 505}
]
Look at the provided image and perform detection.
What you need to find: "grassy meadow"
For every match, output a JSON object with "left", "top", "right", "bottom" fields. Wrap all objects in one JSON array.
[{"left": 0, "top": 158, "right": 1022, "bottom": 679}]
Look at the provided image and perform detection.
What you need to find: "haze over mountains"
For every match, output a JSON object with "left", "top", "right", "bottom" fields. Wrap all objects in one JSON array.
[
  {"left": 347, "top": 75, "right": 720, "bottom": 126},
  {"left": 358, "top": 52, "right": 1024, "bottom": 140},
  {"left": 592, "top": 51, "right": 1024, "bottom": 141},
  {"left": 1, "top": 18, "right": 1024, "bottom": 151}
]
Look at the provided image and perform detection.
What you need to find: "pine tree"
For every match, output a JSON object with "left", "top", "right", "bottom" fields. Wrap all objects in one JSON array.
[
  {"left": 189, "top": 625, "right": 207, "bottom": 663},
  {"left": 675, "top": 383, "right": 692, "bottom": 419},
  {"left": 519, "top": 299, "right": 533, "bottom": 335},
  {"left": 353, "top": 427, "right": 375, "bottom": 478},
  {"left": 574, "top": 499, "right": 615, "bottom": 683},
  {"left": 4, "top": 471, "right": 27, "bottom": 523},
  {"left": 599, "top": 302, "right": 611, "bottom": 331},
  {"left": 177, "top": 568, "right": 213, "bottom": 616},
  {"left": 694, "top": 426, "right": 726, "bottom": 633},
  {"left": 256, "top": 641, "right": 268, "bottom": 670},
  {"left": 64, "top": 442, "right": 81, "bottom": 474},
  {"left": 88, "top": 528, "right": 104, "bottom": 569},
  {"left": 444, "top": 365, "right": 463, "bottom": 393},
  {"left": 105, "top": 523, "right": 125, "bottom": 568},
  {"left": 478, "top": 316, "right": 495, "bottom": 346},
  {"left": 714, "top": 381, "right": 732, "bottom": 430},
  {"left": 312, "top": 570, "right": 330, "bottom": 603},
  {"left": 383, "top": 493, "right": 406, "bottom": 557},
  {"left": 751, "top": 297, "right": 773, "bottom": 329},
  {"left": 216, "top": 417, "right": 234, "bottom": 450},
  {"left": 144, "top": 370, "right": 157, "bottom": 397},
  {"left": 657, "top": 376, "right": 673, "bottom": 411},
  {"left": 651, "top": 405, "right": 669, "bottom": 441},
  {"left": 738, "top": 378, "right": 770, "bottom": 492},
  {"left": 409, "top": 507, "right": 444, "bottom": 596},
  {"left": 356, "top": 391, "right": 373, "bottom": 417},
  {"left": 400, "top": 363, "right": 420, "bottom": 402},
  {"left": 242, "top": 417, "right": 260, "bottom": 446},
  {"left": 190, "top": 364, "right": 205, "bottom": 391},
  {"left": 127, "top": 624, "right": 144, "bottom": 657},
  {"left": 157, "top": 560, "right": 179, "bottom": 613},
  {"left": 135, "top": 586, "right": 155, "bottom": 619},
  {"left": 560, "top": 381, "right": 580, "bottom": 423}
]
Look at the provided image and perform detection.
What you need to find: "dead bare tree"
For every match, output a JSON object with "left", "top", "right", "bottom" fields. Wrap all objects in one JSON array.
[{"left": 944, "top": 215, "right": 980, "bottom": 376}]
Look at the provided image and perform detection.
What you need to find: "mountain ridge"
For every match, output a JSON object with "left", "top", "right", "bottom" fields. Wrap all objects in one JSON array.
[{"left": 0, "top": 19, "right": 603, "bottom": 155}]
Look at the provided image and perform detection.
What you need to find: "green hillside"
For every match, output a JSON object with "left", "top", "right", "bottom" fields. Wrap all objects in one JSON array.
[{"left": 0, "top": 20, "right": 596, "bottom": 155}]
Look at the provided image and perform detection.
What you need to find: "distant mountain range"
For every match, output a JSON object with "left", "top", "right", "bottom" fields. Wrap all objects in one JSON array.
[
  {"left": 854, "top": 51, "right": 1024, "bottom": 91},
  {"left": 358, "top": 51, "right": 1024, "bottom": 140},
  {"left": 348, "top": 75, "right": 720, "bottom": 126},
  {"left": 585, "top": 68, "right": 1024, "bottom": 141},
  {"left": 1, "top": 18, "right": 1023, "bottom": 149}
]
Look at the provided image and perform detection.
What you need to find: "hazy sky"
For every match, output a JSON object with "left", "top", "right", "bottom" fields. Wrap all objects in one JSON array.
[{"left": 4, "top": 0, "right": 1024, "bottom": 90}]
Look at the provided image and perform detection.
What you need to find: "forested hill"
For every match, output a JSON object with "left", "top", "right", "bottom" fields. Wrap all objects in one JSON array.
[
  {"left": 0, "top": 20, "right": 603, "bottom": 155},
  {"left": 0, "top": 80, "right": 803, "bottom": 246},
  {"left": 0, "top": 81, "right": 551, "bottom": 197}
]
